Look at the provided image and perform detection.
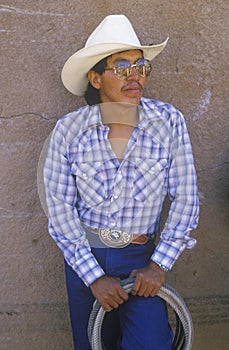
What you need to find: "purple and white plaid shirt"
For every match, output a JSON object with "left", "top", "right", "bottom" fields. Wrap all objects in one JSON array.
[{"left": 44, "top": 98, "right": 199, "bottom": 286}]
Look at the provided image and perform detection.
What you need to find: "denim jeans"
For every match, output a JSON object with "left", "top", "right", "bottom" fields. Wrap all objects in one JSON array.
[{"left": 65, "top": 240, "right": 173, "bottom": 349}]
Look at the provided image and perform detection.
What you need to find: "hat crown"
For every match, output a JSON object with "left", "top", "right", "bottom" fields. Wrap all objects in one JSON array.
[{"left": 85, "top": 15, "right": 141, "bottom": 48}]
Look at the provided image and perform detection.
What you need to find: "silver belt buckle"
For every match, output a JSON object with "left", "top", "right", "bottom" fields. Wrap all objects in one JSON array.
[{"left": 99, "top": 229, "right": 132, "bottom": 248}]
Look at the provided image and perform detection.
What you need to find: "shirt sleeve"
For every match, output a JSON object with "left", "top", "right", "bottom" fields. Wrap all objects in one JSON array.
[
  {"left": 151, "top": 109, "right": 199, "bottom": 270},
  {"left": 43, "top": 122, "right": 105, "bottom": 286}
]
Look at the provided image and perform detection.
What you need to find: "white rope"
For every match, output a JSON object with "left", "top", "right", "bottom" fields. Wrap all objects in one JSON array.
[{"left": 88, "top": 278, "right": 194, "bottom": 350}]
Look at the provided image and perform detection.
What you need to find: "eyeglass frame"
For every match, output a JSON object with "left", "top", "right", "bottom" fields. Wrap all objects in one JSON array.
[{"left": 104, "top": 58, "right": 152, "bottom": 80}]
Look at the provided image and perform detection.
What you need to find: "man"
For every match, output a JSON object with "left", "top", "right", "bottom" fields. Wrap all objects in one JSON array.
[{"left": 44, "top": 15, "right": 199, "bottom": 349}]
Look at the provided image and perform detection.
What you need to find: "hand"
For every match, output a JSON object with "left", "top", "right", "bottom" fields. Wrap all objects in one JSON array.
[
  {"left": 90, "top": 275, "right": 129, "bottom": 312},
  {"left": 129, "top": 262, "right": 166, "bottom": 298}
]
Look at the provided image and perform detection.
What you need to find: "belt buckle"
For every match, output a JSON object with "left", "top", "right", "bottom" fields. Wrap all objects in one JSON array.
[{"left": 99, "top": 229, "right": 132, "bottom": 248}]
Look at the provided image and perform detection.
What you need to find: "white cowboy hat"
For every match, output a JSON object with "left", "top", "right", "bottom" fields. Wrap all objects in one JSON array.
[{"left": 61, "top": 15, "right": 168, "bottom": 96}]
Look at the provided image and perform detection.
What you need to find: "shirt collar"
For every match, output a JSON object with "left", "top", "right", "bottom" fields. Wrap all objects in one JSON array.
[
  {"left": 138, "top": 98, "right": 165, "bottom": 129},
  {"left": 87, "top": 104, "right": 103, "bottom": 128}
]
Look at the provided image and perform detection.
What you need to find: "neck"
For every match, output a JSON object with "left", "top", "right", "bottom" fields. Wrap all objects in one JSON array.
[{"left": 100, "top": 102, "right": 139, "bottom": 127}]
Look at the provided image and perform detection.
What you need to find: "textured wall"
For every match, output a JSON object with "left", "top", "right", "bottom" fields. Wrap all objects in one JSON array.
[{"left": 1, "top": 1, "right": 228, "bottom": 349}]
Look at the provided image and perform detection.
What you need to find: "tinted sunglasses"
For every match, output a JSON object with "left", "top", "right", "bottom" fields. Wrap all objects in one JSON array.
[{"left": 104, "top": 58, "right": 152, "bottom": 80}]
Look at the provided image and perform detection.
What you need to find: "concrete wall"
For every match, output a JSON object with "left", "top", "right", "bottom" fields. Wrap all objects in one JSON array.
[{"left": 1, "top": 1, "right": 228, "bottom": 349}]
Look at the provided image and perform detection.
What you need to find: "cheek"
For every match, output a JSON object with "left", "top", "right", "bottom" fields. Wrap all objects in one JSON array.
[
  {"left": 139, "top": 76, "right": 147, "bottom": 87},
  {"left": 101, "top": 78, "right": 123, "bottom": 98}
]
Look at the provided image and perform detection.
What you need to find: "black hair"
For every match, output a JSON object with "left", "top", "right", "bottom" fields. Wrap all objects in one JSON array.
[{"left": 84, "top": 57, "right": 108, "bottom": 106}]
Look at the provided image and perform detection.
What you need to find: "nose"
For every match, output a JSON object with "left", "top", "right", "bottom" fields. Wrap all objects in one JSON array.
[{"left": 126, "top": 66, "right": 140, "bottom": 80}]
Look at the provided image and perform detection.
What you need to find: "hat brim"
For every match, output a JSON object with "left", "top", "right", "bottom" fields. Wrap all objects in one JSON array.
[{"left": 61, "top": 38, "right": 168, "bottom": 96}]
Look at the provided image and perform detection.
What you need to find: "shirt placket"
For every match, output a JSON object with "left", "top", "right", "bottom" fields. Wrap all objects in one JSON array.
[{"left": 107, "top": 128, "right": 140, "bottom": 228}]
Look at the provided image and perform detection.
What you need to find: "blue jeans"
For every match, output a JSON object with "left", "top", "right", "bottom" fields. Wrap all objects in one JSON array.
[{"left": 65, "top": 241, "right": 173, "bottom": 349}]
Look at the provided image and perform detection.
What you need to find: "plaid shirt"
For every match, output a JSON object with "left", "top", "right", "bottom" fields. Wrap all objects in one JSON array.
[{"left": 44, "top": 98, "right": 199, "bottom": 286}]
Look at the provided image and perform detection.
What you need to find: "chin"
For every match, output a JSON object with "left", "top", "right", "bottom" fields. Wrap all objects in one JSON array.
[
  {"left": 120, "top": 94, "right": 142, "bottom": 105},
  {"left": 125, "top": 97, "right": 141, "bottom": 105}
]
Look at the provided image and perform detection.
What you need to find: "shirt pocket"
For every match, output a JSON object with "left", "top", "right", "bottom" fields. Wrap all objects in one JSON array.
[
  {"left": 134, "top": 157, "right": 168, "bottom": 200},
  {"left": 70, "top": 161, "right": 106, "bottom": 207}
]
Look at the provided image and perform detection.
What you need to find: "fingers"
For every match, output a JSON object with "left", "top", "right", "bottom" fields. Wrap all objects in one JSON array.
[
  {"left": 132, "top": 274, "right": 155, "bottom": 297},
  {"left": 129, "top": 262, "right": 166, "bottom": 298},
  {"left": 90, "top": 276, "right": 129, "bottom": 312},
  {"left": 131, "top": 275, "right": 141, "bottom": 295},
  {"left": 131, "top": 271, "right": 163, "bottom": 298},
  {"left": 102, "top": 296, "right": 120, "bottom": 312},
  {"left": 118, "top": 286, "right": 130, "bottom": 302},
  {"left": 102, "top": 286, "right": 129, "bottom": 311}
]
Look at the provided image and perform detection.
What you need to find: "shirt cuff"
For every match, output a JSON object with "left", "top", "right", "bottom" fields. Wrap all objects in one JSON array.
[
  {"left": 74, "top": 246, "right": 105, "bottom": 287},
  {"left": 151, "top": 239, "right": 187, "bottom": 271}
]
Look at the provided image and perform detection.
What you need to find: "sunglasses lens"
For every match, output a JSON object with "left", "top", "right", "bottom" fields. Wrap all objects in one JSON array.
[
  {"left": 115, "top": 61, "right": 131, "bottom": 79},
  {"left": 136, "top": 59, "right": 152, "bottom": 77}
]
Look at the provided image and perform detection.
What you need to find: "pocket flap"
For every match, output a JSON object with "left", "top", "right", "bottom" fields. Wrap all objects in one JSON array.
[
  {"left": 71, "top": 161, "right": 102, "bottom": 178},
  {"left": 135, "top": 157, "right": 167, "bottom": 174}
]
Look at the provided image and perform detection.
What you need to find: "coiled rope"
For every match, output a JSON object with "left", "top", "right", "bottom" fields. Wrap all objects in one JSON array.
[{"left": 88, "top": 277, "right": 193, "bottom": 350}]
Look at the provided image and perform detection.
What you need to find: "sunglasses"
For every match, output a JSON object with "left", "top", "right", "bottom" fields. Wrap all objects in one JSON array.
[{"left": 104, "top": 58, "right": 152, "bottom": 80}]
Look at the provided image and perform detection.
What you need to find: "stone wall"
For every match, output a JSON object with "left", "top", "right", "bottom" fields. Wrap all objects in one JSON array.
[{"left": 1, "top": 1, "right": 228, "bottom": 349}]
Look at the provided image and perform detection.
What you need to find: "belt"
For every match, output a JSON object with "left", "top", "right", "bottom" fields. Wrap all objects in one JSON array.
[{"left": 82, "top": 224, "right": 156, "bottom": 248}]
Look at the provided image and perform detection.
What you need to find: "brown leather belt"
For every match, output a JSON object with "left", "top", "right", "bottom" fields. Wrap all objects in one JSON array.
[{"left": 82, "top": 224, "right": 156, "bottom": 248}]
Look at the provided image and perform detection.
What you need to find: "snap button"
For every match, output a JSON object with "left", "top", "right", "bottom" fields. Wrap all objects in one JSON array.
[
  {"left": 151, "top": 167, "right": 155, "bottom": 174},
  {"left": 110, "top": 220, "right": 116, "bottom": 226}
]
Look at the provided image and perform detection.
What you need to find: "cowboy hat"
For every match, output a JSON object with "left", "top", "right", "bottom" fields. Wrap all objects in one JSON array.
[{"left": 61, "top": 15, "right": 168, "bottom": 96}]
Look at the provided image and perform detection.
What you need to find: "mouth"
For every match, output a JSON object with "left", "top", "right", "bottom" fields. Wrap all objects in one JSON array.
[{"left": 122, "top": 83, "right": 143, "bottom": 94}]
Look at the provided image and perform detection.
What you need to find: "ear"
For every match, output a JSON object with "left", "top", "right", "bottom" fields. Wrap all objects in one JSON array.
[{"left": 87, "top": 71, "right": 102, "bottom": 90}]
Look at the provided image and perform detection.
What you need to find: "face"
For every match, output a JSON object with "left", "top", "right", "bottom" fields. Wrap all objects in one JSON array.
[{"left": 88, "top": 50, "right": 148, "bottom": 105}]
